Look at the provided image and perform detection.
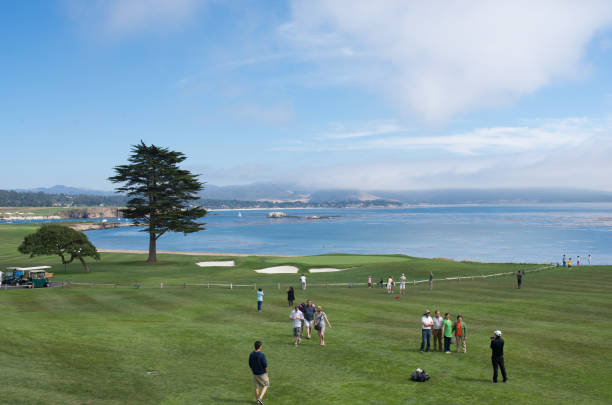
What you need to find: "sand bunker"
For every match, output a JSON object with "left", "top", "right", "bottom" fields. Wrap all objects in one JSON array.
[
  {"left": 309, "top": 268, "right": 346, "bottom": 273},
  {"left": 196, "top": 261, "right": 235, "bottom": 267},
  {"left": 254, "top": 266, "right": 299, "bottom": 274}
]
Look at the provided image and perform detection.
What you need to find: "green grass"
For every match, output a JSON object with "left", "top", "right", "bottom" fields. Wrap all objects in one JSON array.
[{"left": 0, "top": 223, "right": 611, "bottom": 404}]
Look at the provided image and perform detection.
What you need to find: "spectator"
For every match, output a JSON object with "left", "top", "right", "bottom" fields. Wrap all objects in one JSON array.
[
  {"left": 420, "top": 310, "right": 434, "bottom": 352},
  {"left": 432, "top": 310, "right": 444, "bottom": 352},
  {"left": 248, "top": 341, "right": 269, "bottom": 404},
  {"left": 287, "top": 286, "right": 295, "bottom": 307},
  {"left": 568, "top": 257, "right": 572, "bottom": 268},
  {"left": 490, "top": 330, "right": 507, "bottom": 383},
  {"left": 256, "top": 288, "right": 264, "bottom": 312},
  {"left": 429, "top": 272, "right": 434, "bottom": 290},
  {"left": 386, "top": 275, "right": 394, "bottom": 294},
  {"left": 378, "top": 278, "right": 384, "bottom": 288},
  {"left": 302, "top": 300, "right": 316, "bottom": 339},
  {"left": 442, "top": 312, "right": 452, "bottom": 354},
  {"left": 290, "top": 306, "right": 304, "bottom": 347},
  {"left": 399, "top": 273, "right": 407, "bottom": 295},
  {"left": 516, "top": 271, "right": 523, "bottom": 289},
  {"left": 453, "top": 315, "right": 467, "bottom": 353},
  {"left": 315, "top": 305, "right": 332, "bottom": 346},
  {"left": 368, "top": 275, "right": 373, "bottom": 288},
  {"left": 300, "top": 274, "right": 307, "bottom": 290}
]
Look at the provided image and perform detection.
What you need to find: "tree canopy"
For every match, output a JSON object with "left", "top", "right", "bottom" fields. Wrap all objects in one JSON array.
[
  {"left": 18, "top": 224, "right": 100, "bottom": 272},
  {"left": 108, "top": 141, "right": 206, "bottom": 263}
]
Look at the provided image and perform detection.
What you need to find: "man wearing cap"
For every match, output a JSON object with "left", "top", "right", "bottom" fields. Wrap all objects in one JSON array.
[
  {"left": 490, "top": 330, "right": 507, "bottom": 383},
  {"left": 420, "top": 310, "right": 434, "bottom": 352}
]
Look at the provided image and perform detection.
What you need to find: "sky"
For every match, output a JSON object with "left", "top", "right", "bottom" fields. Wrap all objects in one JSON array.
[{"left": 2, "top": 0, "right": 612, "bottom": 191}]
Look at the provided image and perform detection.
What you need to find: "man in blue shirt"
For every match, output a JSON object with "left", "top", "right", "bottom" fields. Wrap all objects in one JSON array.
[
  {"left": 249, "top": 341, "right": 269, "bottom": 404},
  {"left": 257, "top": 288, "right": 264, "bottom": 312}
]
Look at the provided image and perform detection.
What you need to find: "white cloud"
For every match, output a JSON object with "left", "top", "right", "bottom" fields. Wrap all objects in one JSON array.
[
  {"left": 285, "top": 1, "right": 612, "bottom": 123},
  {"left": 67, "top": 0, "right": 204, "bottom": 37},
  {"left": 287, "top": 118, "right": 612, "bottom": 190}
]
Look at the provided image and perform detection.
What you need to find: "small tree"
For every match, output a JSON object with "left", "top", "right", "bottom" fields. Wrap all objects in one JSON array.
[
  {"left": 108, "top": 141, "right": 206, "bottom": 263},
  {"left": 18, "top": 224, "right": 100, "bottom": 272}
]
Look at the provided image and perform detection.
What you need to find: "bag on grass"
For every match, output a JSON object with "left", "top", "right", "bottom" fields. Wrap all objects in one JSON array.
[{"left": 411, "top": 369, "right": 430, "bottom": 382}]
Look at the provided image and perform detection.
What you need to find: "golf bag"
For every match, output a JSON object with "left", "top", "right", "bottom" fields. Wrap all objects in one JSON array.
[{"left": 411, "top": 369, "right": 430, "bottom": 382}]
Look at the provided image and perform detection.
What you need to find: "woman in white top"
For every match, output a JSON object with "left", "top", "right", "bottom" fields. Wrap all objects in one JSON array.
[{"left": 315, "top": 306, "right": 332, "bottom": 346}]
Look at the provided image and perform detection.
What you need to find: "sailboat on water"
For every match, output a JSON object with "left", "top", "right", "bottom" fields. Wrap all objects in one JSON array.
[{"left": 238, "top": 211, "right": 242, "bottom": 217}]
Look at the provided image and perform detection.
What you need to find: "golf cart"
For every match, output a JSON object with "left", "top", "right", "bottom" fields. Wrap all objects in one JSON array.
[{"left": 5, "top": 266, "right": 52, "bottom": 288}]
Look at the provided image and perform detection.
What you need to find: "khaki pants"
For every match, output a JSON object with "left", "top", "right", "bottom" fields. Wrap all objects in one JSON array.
[
  {"left": 432, "top": 329, "right": 442, "bottom": 352},
  {"left": 456, "top": 335, "right": 466, "bottom": 353}
]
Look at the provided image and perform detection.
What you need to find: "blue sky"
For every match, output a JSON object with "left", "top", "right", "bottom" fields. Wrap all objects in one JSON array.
[{"left": 2, "top": 0, "right": 612, "bottom": 191}]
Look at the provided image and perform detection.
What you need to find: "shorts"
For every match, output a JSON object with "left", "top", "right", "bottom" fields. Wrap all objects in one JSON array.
[
  {"left": 304, "top": 320, "right": 314, "bottom": 328},
  {"left": 293, "top": 327, "right": 301, "bottom": 337},
  {"left": 253, "top": 373, "right": 270, "bottom": 389},
  {"left": 318, "top": 323, "right": 326, "bottom": 335},
  {"left": 400, "top": 283, "right": 406, "bottom": 289}
]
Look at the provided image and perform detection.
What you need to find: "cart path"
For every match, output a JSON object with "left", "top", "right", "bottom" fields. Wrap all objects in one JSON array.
[{"left": 98, "top": 249, "right": 299, "bottom": 258}]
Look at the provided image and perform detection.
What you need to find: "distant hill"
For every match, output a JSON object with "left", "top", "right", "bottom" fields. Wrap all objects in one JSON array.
[{"left": 15, "top": 185, "right": 116, "bottom": 196}]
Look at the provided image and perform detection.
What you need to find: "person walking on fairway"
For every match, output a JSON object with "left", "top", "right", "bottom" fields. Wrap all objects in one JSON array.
[
  {"left": 432, "top": 310, "right": 443, "bottom": 352},
  {"left": 490, "top": 330, "right": 507, "bottom": 383},
  {"left": 286, "top": 286, "right": 295, "bottom": 307},
  {"left": 399, "top": 273, "right": 407, "bottom": 295},
  {"left": 442, "top": 312, "right": 453, "bottom": 353},
  {"left": 300, "top": 274, "right": 307, "bottom": 290},
  {"left": 302, "top": 299, "right": 316, "bottom": 339},
  {"left": 315, "top": 305, "right": 332, "bottom": 346},
  {"left": 420, "top": 310, "right": 434, "bottom": 352},
  {"left": 368, "top": 275, "right": 373, "bottom": 288},
  {"left": 290, "top": 306, "right": 304, "bottom": 347},
  {"left": 257, "top": 288, "right": 264, "bottom": 312},
  {"left": 516, "top": 271, "right": 523, "bottom": 289},
  {"left": 429, "top": 272, "right": 434, "bottom": 290},
  {"left": 562, "top": 254, "right": 566, "bottom": 267},
  {"left": 249, "top": 341, "right": 269, "bottom": 404},
  {"left": 453, "top": 315, "right": 467, "bottom": 353}
]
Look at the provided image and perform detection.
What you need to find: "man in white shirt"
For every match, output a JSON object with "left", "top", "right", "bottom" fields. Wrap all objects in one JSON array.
[
  {"left": 432, "top": 310, "right": 444, "bottom": 352},
  {"left": 0, "top": 270, "right": 3, "bottom": 288},
  {"left": 290, "top": 306, "right": 304, "bottom": 347},
  {"left": 399, "top": 273, "right": 407, "bottom": 295},
  {"left": 300, "top": 275, "right": 307, "bottom": 290},
  {"left": 420, "top": 310, "right": 434, "bottom": 352}
]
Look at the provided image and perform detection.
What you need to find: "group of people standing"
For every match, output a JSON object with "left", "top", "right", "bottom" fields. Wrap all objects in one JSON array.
[
  {"left": 421, "top": 310, "right": 467, "bottom": 354},
  {"left": 562, "top": 253, "right": 591, "bottom": 267},
  {"left": 368, "top": 272, "right": 434, "bottom": 293}
]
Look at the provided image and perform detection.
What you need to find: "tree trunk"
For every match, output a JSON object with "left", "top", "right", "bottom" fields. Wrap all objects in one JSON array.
[
  {"left": 147, "top": 231, "right": 157, "bottom": 263},
  {"left": 78, "top": 256, "right": 90, "bottom": 273}
]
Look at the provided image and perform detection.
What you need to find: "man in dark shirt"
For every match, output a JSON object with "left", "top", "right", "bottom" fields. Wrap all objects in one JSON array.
[
  {"left": 516, "top": 271, "right": 523, "bottom": 289},
  {"left": 303, "top": 300, "right": 316, "bottom": 339},
  {"left": 249, "top": 341, "right": 269, "bottom": 404},
  {"left": 490, "top": 330, "right": 507, "bottom": 383}
]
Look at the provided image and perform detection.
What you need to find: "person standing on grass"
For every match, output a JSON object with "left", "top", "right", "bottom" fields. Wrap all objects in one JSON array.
[
  {"left": 379, "top": 277, "right": 384, "bottom": 288},
  {"left": 429, "top": 272, "right": 434, "bottom": 290},
  {"left": 516, "top": 271, "right": 523, "bottom": 289},
  {"left": 0, "top": 270, "right": 3, "bottom": 288},
  {"left": 297, "top": 302, "right": 306, "bottom": 337},
  {"left": 249, "top": 341, "right": 269, "bottom": 404},
  {"left": 420, "top": 310, "right": 434, "bottom": 352},
  {"left": 490, "top": 330, "right": 507, "bottom": 383},
  {"left": 453, "top": 315, "right": 467, "bottom": 353},
  {"left": 315, "top": 306, "right": 332, "bottom": 346},
  {"left": 257, "top": 288, "right": 264, "bottom": 312},
  {"left": 287, "top": 286, "right": 295, "bottom": 307},
  {"left": 568, "top": 257, "right": 572, "bottom": 268},
  {"left": 432, "top": 310, "right": 444, "bottom": 352},
  {"left": 290, "top": 306, "right": 304, "bottom": 347},
  {"left": 303, "top": 299, "right": 316, "bottom": 339},
  {"left": 386, "top": 275, "right": 394, "bottom": 294},
  {"left": 399, "top": 273, "right": 407, "bottom": 295},
  {"left": 588, "top": 253, "right": 591, "bottom": 265},
  {"left": 562, "top": 254, "right": 566, "bottom": 267},
  {"left": 442, "top": 312, "right": 452, "bottom": 353},
  {"left": 300, "top": 274, "right": 307, "bottom": 290},
  {"left": 577, "top": 256, "right": 580, "bottom": 267},
  {"left": 368, "top": 275, "right": 372, "bottom": 288}
]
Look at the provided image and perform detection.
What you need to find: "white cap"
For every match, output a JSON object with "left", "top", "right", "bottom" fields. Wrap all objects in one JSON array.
[{"left": 494, "top": 330, "right": 502, "bottom": 336}]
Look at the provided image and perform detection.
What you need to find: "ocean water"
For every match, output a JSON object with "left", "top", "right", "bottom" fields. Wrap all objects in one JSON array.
[{"left": 82, "top": 204, "right": 612, "bottom": 264}]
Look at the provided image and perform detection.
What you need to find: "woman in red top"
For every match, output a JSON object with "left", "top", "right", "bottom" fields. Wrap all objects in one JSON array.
[{"left": 453, "top": 315, "right": 467, "bottom": 353}]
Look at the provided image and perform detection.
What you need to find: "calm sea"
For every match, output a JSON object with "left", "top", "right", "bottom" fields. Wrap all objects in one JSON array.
[{"left": 81, "top": 204, "right": 612, "bottom": 264}]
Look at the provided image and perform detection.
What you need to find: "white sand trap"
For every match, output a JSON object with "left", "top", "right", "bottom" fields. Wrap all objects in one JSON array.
[
  {"left": 196, "top": 261, "right": 235, "bottom": 267},
  {"left": 254, "top": 266, "right": 299, "bottom": 274},
  {"left": 309, "top": 268, "right": 346, "bottom": 273}
]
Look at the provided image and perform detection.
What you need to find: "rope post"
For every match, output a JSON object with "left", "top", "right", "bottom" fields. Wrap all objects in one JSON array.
[
  {"left": 277, "top": 282, "right": 280, "bottom": 290},
  {"left": 349, "top": 282, "right": 353, "bottom": 288},
  {"left": 413, "top": 280, "right": 416, "bottom": 286},
  {"left": 254, "top": 283, "right": 257, "bottom": 290},
  {"left": 115, "top": 283, "right": 118, "bottom": 288},
  {"left": 208, "top": 281, "right": 210, "bottom": 288},
  {"left": 183, "top": 282, "right": 186, "bottom": 288},
  {"left": 230, "top": 283, "right": 233, "bottom": 290},
  {"left": 160, "top": 282, "right": 163, "bottom": 289},
  {"left": 90, "top": 283, "right": 94, "bottom": 288},
  {"left": 457, "top": 273, "right": 459, "bottom": 283}
]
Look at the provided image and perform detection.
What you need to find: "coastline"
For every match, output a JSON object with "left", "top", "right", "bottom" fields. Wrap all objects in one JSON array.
[{"left": 98, "top": 248, "right": 299, "bottom": 258}]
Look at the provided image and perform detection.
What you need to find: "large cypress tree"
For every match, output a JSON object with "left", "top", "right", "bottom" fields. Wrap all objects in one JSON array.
[{"left": 108, "top": 141, "right": 206, "bottom": 263}]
